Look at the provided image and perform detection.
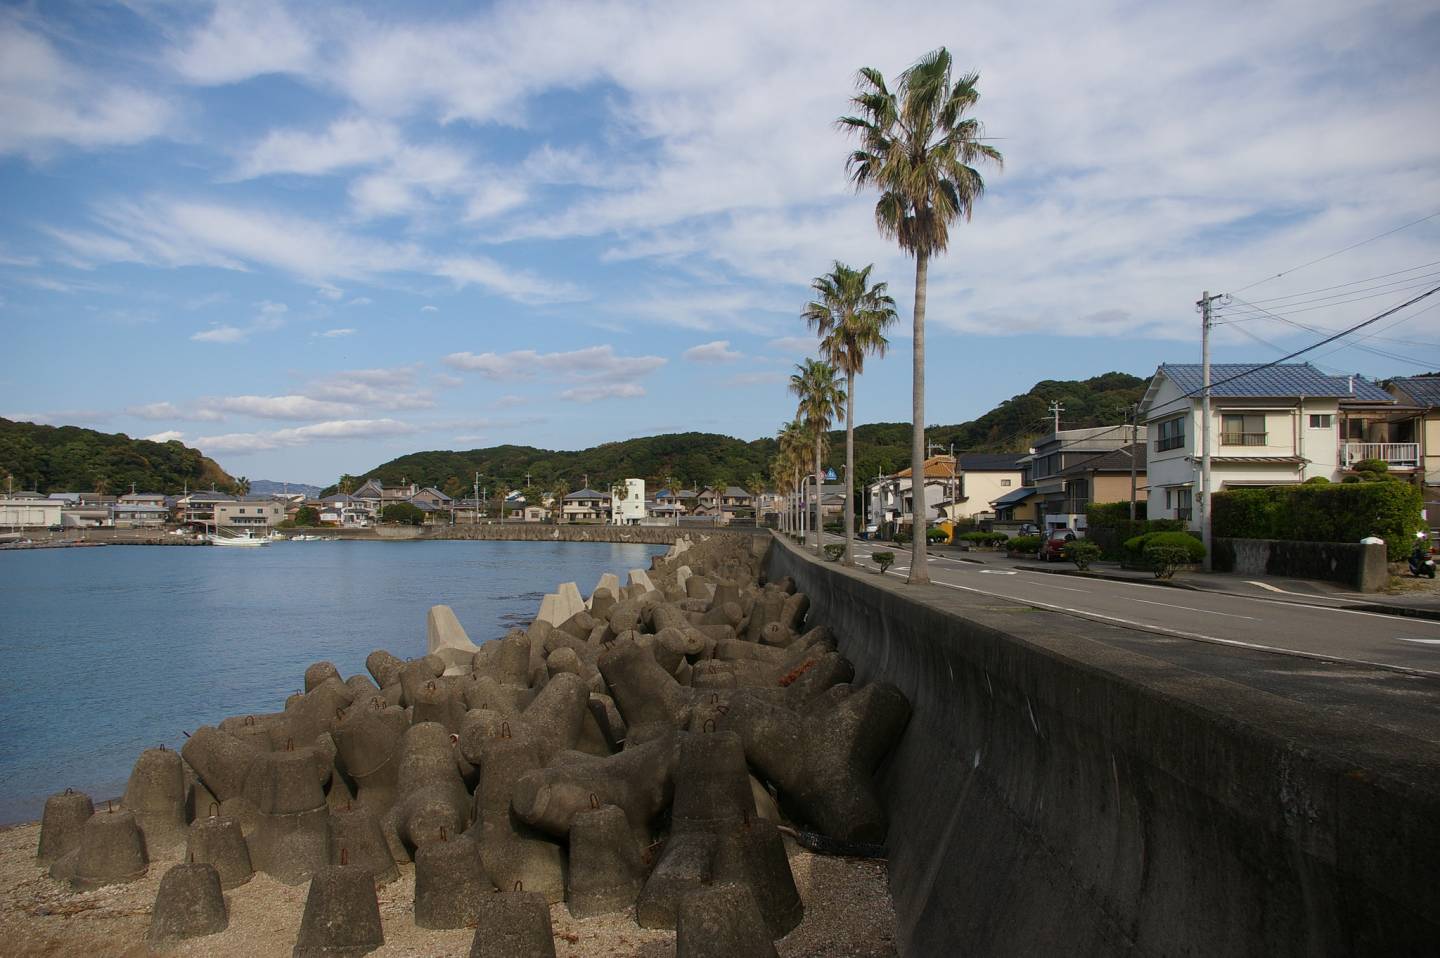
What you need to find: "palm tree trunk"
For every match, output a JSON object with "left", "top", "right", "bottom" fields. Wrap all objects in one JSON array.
[
  {"left": 813, "top": 432, "right": 823, "bottom": 557},
  {"left": 909, "top": 249, "right": 930, "bottom": 584},
  {"left": 843, "top": 369, "right": 856, "bottom": 566}
]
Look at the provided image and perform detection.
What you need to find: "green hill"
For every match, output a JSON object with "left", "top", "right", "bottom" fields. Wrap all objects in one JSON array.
[
  {"left": 350, "top": 372, "right": 1148, "bottom": 495},
  {"left": 0, "top": 418, "right": 236, "bottom": 495}
]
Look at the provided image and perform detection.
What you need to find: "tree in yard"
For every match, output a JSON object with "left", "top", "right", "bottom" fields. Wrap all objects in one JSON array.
[
  {"left": 233, "top": 476, "right": 250, "bottom": 496},
  {"left": 383, "top": 501, "right": 425, "bottom": 526},
  {"left": 550, "top": 481, "right": 569, "bottom": 523},
  {"left": 337, "top": 474, "right": 358, "bottom": 495},
  {"left": 803, "top": 261, "right": 897, "bottom": 566},
  {"left": 789, "top": 359, "right": 846, "bottom": 557},
  {"left": 293, "top": 505, "right": 320, "bottom": 527},
  {"left": 746, "top": 472, "right": 766, "bottom": 523},
  {"left": 495, "top": 484, "right": 510, "bottom": 523},
  {"left": 841, "top": 47, "right": 1003, "bottom": 583}
]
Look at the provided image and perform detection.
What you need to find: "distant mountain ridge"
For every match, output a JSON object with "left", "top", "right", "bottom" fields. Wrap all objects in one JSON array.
[
  {"left": 0, "top": 417, "right": 235, "bottom": 495},
  {"left": 344, "top": 372, "right": 1148, "bottom": 495},
  {"left": 250, "top": 479, "right": 324, "bottom": 497}
]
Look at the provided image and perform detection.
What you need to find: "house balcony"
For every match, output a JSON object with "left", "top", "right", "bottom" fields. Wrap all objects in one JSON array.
[{"left": 1340, "top": 442, "right": 1419, "bottom": 470}]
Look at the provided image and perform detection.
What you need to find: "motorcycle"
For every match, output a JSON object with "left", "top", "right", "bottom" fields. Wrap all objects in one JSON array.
[{"left": 1411, "top": 544, "right": 1437, "bottom": 579}]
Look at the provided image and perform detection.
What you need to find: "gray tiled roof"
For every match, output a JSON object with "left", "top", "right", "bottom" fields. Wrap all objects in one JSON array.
[
  {"left": 991, "top": 486, "right": 1038, "bottom": 506},
  {"left": 1388, "top": 375, "right": 1440, "bottom": 407},
  {"left": 1159, "top": 363, "right": 1391, "bottom": 401},
  {"left": 1059, "top": 443, "right": 1146, "bottom": 475},
  {"left": 957, "top": 453, "right": 1026, "bottom": 471}
]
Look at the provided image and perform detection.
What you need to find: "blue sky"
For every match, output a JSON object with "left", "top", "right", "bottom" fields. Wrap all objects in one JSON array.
[{"left": 2, "top": 0, "right": 1438, "bottom": 485}]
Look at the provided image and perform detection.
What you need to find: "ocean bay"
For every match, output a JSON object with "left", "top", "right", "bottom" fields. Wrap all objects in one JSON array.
[{"left": 0, "top": 539, "right": 663, "bottom": 824}]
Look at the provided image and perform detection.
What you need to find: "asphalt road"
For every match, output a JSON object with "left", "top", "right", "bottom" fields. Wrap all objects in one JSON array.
[{"left": 807, "top": 535, "right": 1440, "bottom": 677}]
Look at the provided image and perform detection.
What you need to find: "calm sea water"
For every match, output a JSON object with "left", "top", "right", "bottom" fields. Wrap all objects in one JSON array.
[{"left": 0, "top": 539, "right": 664, "bottom": 824}]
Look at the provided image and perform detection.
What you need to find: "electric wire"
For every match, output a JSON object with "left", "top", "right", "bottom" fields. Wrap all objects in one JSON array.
[{"left": 1231, "top": 210, "right": 1440, "bottom": 295}]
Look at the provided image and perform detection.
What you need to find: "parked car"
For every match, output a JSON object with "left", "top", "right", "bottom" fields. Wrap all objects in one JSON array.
[{"left": 1038, "top": 531, "right": 1077, "bottom": 561}]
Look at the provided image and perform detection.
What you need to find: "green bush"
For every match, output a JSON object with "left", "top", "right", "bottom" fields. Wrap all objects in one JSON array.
[
  {"left": 871, "top": 551, "right": 895, "bottom": 573},
  {"left": 958, "top": 530, "right": 1009, "bottom": 547},
  {"left": 1085, "top": 501, "right": 1182, "bottom": 559},
  {"left": 823, "top": 543, "right": 845, "bottom": 562},
  {"left": 1145, "top": 544, "right": 1192, "bottom": 579},
  {"left": 927, "top": 527, "right": 949, "bottom": 543},
  {"left": 1062, "top": 540, "right": 1102, "bottom": 570},
  {"left": 1123, "top": 530, "right": 1205, "bottom": 566},
  {"left": 1211, "top": 481, "right": 1422, "bottom": 559},
  {"left": 894, "top": 528, "right": 911, "bottom": 544},
  {"left": 382, "top": 502, "right": 425, "bottom": 526},
  {"left": 1009, "top": 535, "right": 1043, "bottom": 554}
]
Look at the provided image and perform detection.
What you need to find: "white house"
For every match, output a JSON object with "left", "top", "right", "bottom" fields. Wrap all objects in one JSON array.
[
  {"left": 1, "top": 493, "right": 63, "bottom": 528},
  {"left": 1140, "top": 362, "right": 1400, "bottom": 527},
  {"left": 563, "top": 488, "right": 611, "bottom": 522},
  {"left": 215, "top": 497, "right": 285, "bottom": 531},
  {"left": 866, "top": 453, "right": 1025, "bottom": 529},
  {"left": 611, "top": 478, "right": 646, "bottom": 525}
]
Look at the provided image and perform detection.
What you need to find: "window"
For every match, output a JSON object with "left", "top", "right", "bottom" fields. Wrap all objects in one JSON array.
[
  {"left": 1001, "top": 479, "right": 1012, "bottom": 487},
  {"left": 1221, "top": 414, "right": 1267, "bottom": 446},
  {"left": 1166, "top": 487, "right": 1193, "bottom": 520},
  {"left": 1309, "top": 414, "right": 1333, "bottom": 429},
  {"left": 1155, "top": 417, "right": 1185, "bottom": 451}
]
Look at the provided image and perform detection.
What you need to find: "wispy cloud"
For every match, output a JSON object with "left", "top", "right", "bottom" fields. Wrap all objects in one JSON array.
[
  {"left": 191, "top": 301, "right": 287, "bottom": 343},
  {"left": 683, "top": 340, "right": 743, "bottom": 363},
  {"left": 128, "top": 402, "right": 223, "bottom": 422},
  {"left": 142, "top": 430, "right": 185, "bottom": 442},
  {"left": 195, "top": 418, "right": 414, "bottom": 454},
  {"left": 561, "top": 383, "right": 646, "bottom": 402},
  {"left": 168, "top": 0, "right": 314, "bottom": 85},
  {"left": 304, "top": 365, "right": 435, "bottom": 410},
  {"left": 443, "top": 345, "right": 665, "bottom": 383},
  {"left": 315, "top": 327, "right": 356, "bottom": 338}
]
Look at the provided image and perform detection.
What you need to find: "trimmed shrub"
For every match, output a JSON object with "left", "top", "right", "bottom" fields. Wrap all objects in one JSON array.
[
  {"left": 823, "top": 543, "right": 845, "bottom": 562},
  {"left": 1145, "top": 544, "right": 1192, "bottom": 579},
  {"left": 958, "top": 530, "right": 1009, "bottom": 547},
  {"left": 1085, "top": 500, "right": 1182, "bottom": 559},
  {"left": 927, "top": 527, "right": 949, "bottom": 543},
  {"left": 872, "top": 551, "right": 895, "bottom": 574},
  {"left": 1009, "top": 535, "right": 1043, "bottom": 554},
  {"left": 1063, "top": 540, "right": 1102, "bottom": 570},
  {"left": 1211, "top": 481, "right": 1422, "bottom": 559},
  {"left": 1124, "top": 531, "right": 1205, "bottom": 567}
]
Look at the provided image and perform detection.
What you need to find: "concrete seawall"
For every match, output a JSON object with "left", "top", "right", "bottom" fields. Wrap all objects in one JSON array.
[
  {"left": 365, "top": 524, "right": 765, "bottom": 545},
  {"left": 765, "top": 534, "right": 1440, "bottom": 955}
]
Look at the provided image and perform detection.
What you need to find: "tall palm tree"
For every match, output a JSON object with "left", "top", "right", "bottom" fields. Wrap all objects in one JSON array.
[
  {"left": 804, "top": 261, "right": 898, "bottom": 566},
  {"left": 840, "top": 47, "right": 1003, "bottom": 584},
  {"left": 746, "top": 473, "right": 766, "bottom": 525},
  {"left": 495, "top": 483, "right": 510, "bottom": 523},
  {"left": 775, "top": 420, "right": 806, "bottom": 534},
  {"left": 789, "top": 359, "right": 846, "bottom": 557},
  {"left": 550, "top": 480, "right": 569, "bottom": 524}
]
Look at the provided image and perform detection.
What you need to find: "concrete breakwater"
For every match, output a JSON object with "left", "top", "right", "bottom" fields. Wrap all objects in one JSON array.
[
  {"left": 30, "top": 532, "right": 908, "bottom": 955},
  {"left": 767, "top": 534, "right": 1440, "bottom": 956}
]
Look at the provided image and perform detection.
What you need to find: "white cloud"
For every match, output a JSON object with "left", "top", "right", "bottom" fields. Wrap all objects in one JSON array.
[
  {"left": 443, "top": 345, "right": 666, "bottom": 383},
  {"left": 434, "top": 256, "right": 583, "bottom": 305},
  {"left": 726, "top": 371, "right": 787, "bottom": 386},
  {"left": 561, "top": 383, "right": 646, "bottom": 402},
  {"left": 169, "top": 0, "right": 314, "bottom": 85},
  {"left": 128, "top": 402, "right": 222, "bottom": 422},
  {"left": 769, "top": 336, "right": 818, "bottom": 355},
  {"left": 190, "top": 300, "right": 287, "bottom": 343},
  {"left": 205, "top": 395, "right": 353, "bottom": 420},
  {"left": 195, "top": 418, "right": 414, "bottom": 454},
  {"left": 347, "top": 297, "right": 372, "bottom": 306},
  {"left": 143, "top": 430, "right": 185, "bottom": 442},
  {"left": 233, "top": 115, "right": 400, "bottom": 179},
  {"left": 305, "top": 365, "right": 435, "bottom": 409},
  {"left": 683, "top": 340, "right": 743, "bottom": 363},
  {"left": 420, "top": 305, "right": 438, "bottom": 312},
  {"left": 0, "top": 18, "right": 170, "bottom": 158},
  {"left": 316, "top": 327, "right": 356, "bottom": 338}
]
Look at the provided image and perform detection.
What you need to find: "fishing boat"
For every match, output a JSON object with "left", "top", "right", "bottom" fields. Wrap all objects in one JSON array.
[{"left": 207, "top": 530, "right": 269, "bottom": 547}]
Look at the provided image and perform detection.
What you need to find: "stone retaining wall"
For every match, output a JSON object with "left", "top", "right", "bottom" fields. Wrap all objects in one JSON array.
[
  {"left": 764, "top": 533, "right": 1440, "bottom": 956},
  {"left": 1211, "top": 536, "right": 1388, "bottom": 591}
]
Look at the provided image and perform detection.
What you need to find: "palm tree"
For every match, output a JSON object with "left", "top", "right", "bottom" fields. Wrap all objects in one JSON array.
[
  {"left": 550, "top": 480, "right": 569, "bottom": 523},
  {"left": 234, "top": 476, "right": 251, "bottom": 496},
  {"left": 777, "top": 419, "right": 809, "bottom": 536},
  {"left": 804, "top": 261, "right": 898, "bottom": 565},
  {"left": 746, "top": 473, "right": 766, "bottom": 525},
  {"left": 789, "top": 359, "right": 846, "bottom": 557},
  {"left": 840, "top": 47, "right": 1003, "bottom": 584},
  {"left": 495, "top": 483, "right": 510, "bottom": 523}
]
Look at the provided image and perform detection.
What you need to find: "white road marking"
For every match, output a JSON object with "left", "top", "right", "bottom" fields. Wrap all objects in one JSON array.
[
  {"left": 979, "top": 570, "right": 1017, "bottom": 575},
  {"left": 1130, "top": 598, "right": 1257, "bottom": 620},
  {"left": 1395, "top": 637, "right": 1440, "bottom": 646},
  {"left": 1249, "top": 581, "right": 1284, "bottom": 593}
]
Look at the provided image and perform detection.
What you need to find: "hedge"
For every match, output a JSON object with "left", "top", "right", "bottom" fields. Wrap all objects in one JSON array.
[
  {"left": 1009, "top": 535, "right": 1043, "bottom": 554},
  {"left": 1211, "top": 481, "right": 1422, "bottom": 559},
  {"left": 1085, "top": 501, "right": 1183, "bottom": 560}
]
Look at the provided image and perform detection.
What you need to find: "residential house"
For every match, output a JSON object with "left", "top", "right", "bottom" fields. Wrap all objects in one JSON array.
[
  {"left": 353, "top": 479, "right": 419, "bottom": 520},
  {"left": 1140, "top": 363, "right": 1400, "bottom": 528},
  {"left": 316, "top": 494, "right": 373, "bottom": 527},
  {"left": 112, "top": 492, "right": 170, "bottom": 528},
  {"left": 1025, "top": 428, "right": 1137, "bottom": 533},
  {"left": 1, "top": 492, "right": 63, "bottom": 528},
  {"left": 755, "top": 491, "right": 785, "bottom": 523},
  {"left": 452, "top": 498, "right": 487, "bottom": 523},
  {"left": 1382, "top": 374, "right": 1440, "bottom": 490},
  {"left": 694, "top": 486, "right": 754, "bottom": 523},
  {"left": 176, "top": 490, "right": 235, "bottom": 526},
  {"left": 215, "top": 497, "right": 285, "bottom": 531},
  {"left": 867, "top": 454, "right": 1022, "bottom": 530},
  {"left": 646, "top": 499, "right": 686, "bottom": 522},
  {"left": 522, "top": 503, "right": 551, "bottom": 522},
  {"left": 562, "top": 488, "right": 611, "bottom": 522},
  {"left": 611, "top": 479, "right": 646, "bottom": 525}
]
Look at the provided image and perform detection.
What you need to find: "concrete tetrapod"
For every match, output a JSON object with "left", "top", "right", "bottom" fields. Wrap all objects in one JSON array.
[
  {"left": 147, "top": 861, "right": 228, "bottom": 946},
  {"left": 511, "top": 734, "right": 678, "bottom": 843},
  {"left": 293, "top": 863, "right": 385, "bottom": 958},
  {"left": 469, "top": 891, "right": 556, "bottom": 958},
  {"left": 245, "top": 745, "right": 332, "bottom": 885},
  {"left": 327, "top": 804, "right": 397, "bottom": 885},
  {"left": 185, "top": 815, "right": 254, "bottom": 889},
  {"left": 385, "top": 722, "right": 470, "bottom": 861},
  {"left": 566, "top": 804, "right": 647, "bottom": 918},
  {"left": 675, "top": 882, "right": 778, "bottom": 958},
  {"left": 331, "top": 699, "right": 405, "bottom": 815},
  {"left": 721, "top": 681, "right": 909, "bottom": 844},
  {"left": 37, "top": 788, "right": 94, "bottom": 864},
  {"left": 470, "top": 733, "right": 566, "bottom": 903},
  {"left": 713, "top": 818, "right": 803, "bottom": 939},
  {"left": 123, "top": 746, "right": 189, "bottom": 857},
  {"left": 414, "top": 831, "right": 494, "bottom": 928},
  {"left": 635, "top": 830, "right": 716, "bottom": 930},
  {"left": 597, "top": 638, "right": 693, "bottom": 730},
  {"left": 181, "top": 726, "right": 262, "bottom": 804},
  {"left": 66, "top": 805, "right": 149, "bottom": 889}
]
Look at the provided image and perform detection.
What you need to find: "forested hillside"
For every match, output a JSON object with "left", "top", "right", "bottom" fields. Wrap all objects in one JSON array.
[
  {"left": 349, "top": 372, "right": 1148, "bottom": 495},
  {"left": 0, "top": 418, "right": 235, "bottom": 494}
]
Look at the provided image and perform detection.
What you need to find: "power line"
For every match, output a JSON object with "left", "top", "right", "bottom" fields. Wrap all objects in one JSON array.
[
  {"left": 1214, "top": 275, "right": 1440, "bottom": 321},
  {"left": 1231, "top": 210, "right": 1440, "bottom": 295},
  {"left": 1238, "top": 259, "right": 1440, "bottom": 305},
  {"left": 1225, "top": 295, "right": 1437, "bottom": 369}
]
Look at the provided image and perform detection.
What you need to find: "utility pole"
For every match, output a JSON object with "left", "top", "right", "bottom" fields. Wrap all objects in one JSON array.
[
  {"left": 1048, "top": 401, "right": 1064, "bottom": 434},
  {"left": 1129, "top": 403, "right": 1139, "bottom": 521},
  {"left": 1197, "top": 290, "right": 1223, "bottom": 571},
  {"left": 525, "top": 473, "right": 531, "bottom": 488},
  {"left": 473, "top": 472, "right": 480, "bottom": 525}
]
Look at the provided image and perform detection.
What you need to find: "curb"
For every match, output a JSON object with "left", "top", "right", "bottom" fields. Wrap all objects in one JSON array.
[
  {"left": 1013, "top": 565, "right": 1201, "bottom": 590},
  {"left": 1352, "top": 604, "right": 1440, "bottom": 622}
]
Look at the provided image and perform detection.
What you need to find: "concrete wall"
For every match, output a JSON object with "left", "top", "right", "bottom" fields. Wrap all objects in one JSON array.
[
  {"left": 1212, "top": 536, "right": 1388, "bottom": 592},
  {"left": 764, "top": 534, "right": 1440, "bottom": 956},
  {"left": 335, "top": 523, "right": 765, "bottom": 546}
]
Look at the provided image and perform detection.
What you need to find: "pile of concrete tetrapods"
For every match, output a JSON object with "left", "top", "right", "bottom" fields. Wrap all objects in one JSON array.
[{"left": 35, "top": 534, "right": 911, "bottom": 958}]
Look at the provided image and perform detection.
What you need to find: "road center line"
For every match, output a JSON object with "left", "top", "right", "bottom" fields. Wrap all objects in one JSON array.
[{"left": 1129, "top": 598, "right": 1257, "bottom": 620}]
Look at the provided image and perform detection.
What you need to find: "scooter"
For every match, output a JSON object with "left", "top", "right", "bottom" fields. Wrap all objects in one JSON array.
[{"left": 1411, "top": 544, "right": 1437, "bottom": 579}]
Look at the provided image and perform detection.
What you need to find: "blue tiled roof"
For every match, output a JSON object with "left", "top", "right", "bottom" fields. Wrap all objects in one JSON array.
[
  {"left": 1158, "top": 363, "right": 1391, "bottom": 401},
  {"left": 1389, "top": 375, "right": 1440, "bottom": 407}
]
